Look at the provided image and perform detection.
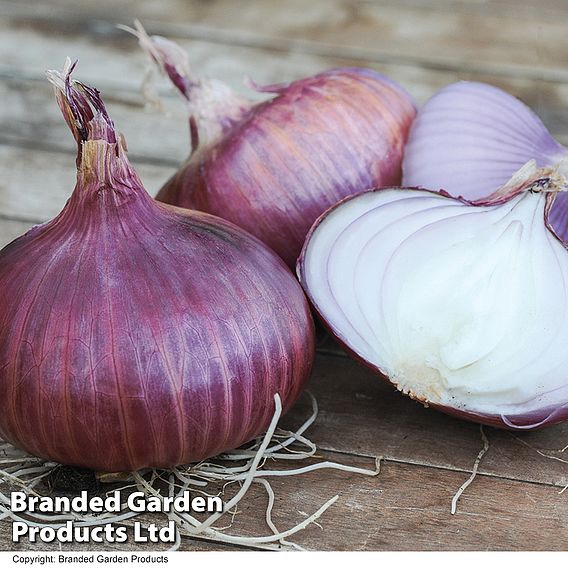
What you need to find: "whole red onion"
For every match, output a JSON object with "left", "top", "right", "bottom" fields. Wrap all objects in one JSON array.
[
  {"left": 134, "top": 26, "right": 416, "bottom": 268},
  {"left": 0, "top": 61, "right": 315, "bottom": 472}
]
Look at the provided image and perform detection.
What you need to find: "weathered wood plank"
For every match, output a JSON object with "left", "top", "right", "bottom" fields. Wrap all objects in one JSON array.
[
  {"left": 366, "top": 0, "right": 568, "bottom": 19},
  {"left": 0, "top": 218, "right": 35, "bottom": 248},
  {"left": 184, "top": 454, "right": 568, "bottom": 550},
  {"left": 3, "top": 0, "right": 568, "bottom": 83},
  {"left": 1, "top": 21, "right": 568, "bottom": 164},
  {"left": 2, "top": 16, "right": 567, "bottom": 115},
  {"left": 7, "top": 0, "right": 568, "bottom": 22},
  {"left": 2, "top": 451, "right": 566, "bottom": 551},
  {"left": 0, "top": 145, "right": 172, "bottom": 222}
]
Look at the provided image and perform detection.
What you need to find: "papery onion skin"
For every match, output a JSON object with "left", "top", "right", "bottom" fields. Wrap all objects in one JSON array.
[
  {"left": 402, "top": 81, "right": 568, "bottom": 241},
  {"left": 137, "top": 31, "right": 416, "bottom": 269},
  {"left": 0, "top": 62, "right": 315, "bottom": 472},
  {"left": 159, "top": 69, "right": 416, "bottom": 268},
  {"left": 298, "top": 180, "right": 568, "bottom": 430}
]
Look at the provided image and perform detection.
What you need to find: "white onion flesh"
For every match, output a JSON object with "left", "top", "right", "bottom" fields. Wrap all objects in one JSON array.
[{"left": 299, "top": 187, "right": 568, "bottom": 425}]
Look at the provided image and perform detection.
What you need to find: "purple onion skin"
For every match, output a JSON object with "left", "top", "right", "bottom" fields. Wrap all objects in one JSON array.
[
  {"left": 402, "top": 81, "right": 568, "bottom": 242},
  {"left": 0, "top": 68, "right": 315, "bottom": 473},
  {"left": 157, "top": 68, "right": 416, "bottom": 269},
  {"left": 297, "top": 186, "right": 568, "bottom": 431},
  {"left": 0, "top": 191, "right": 315, "bottom": 472}
]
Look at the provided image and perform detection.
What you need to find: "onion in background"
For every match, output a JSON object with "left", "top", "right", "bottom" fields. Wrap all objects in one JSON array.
[
  {"left": 402, "top": 81, "right": 568, "bottom": 241},
  {"left": 131, "top": 23, "right": 416, "bottom": 268}
]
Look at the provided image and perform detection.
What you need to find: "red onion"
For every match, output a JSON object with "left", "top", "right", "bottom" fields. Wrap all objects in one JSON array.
[
  {"left": 133, "top": 25, "right": 416, "bottom": 268},
  {"left": 402, "top": 81, "right": 568, "bottom": 241},
  {"left": 0, "top": 61, "right": 315, "bottom": 472},
  {"left": 298, "top": 163, "right": 568, "bottom": 430}
]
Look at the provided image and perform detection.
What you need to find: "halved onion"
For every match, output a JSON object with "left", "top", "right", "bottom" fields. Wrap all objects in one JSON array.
[{"left": 298, "top": 179, "right": 568, "bottom": 429}]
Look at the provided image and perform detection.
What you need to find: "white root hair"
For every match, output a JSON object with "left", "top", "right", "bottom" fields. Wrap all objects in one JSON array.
[
  {"left": 450, "top": 425, "right": 489, "bottom": 515},
  {"left": 510, "top": 434, "right": 568, "bottom": 466},
  {"left": 0, "top": 392, "right": 380, "bottom": 551}
]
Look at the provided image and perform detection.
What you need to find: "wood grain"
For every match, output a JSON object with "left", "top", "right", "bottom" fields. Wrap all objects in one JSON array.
[
  {"left": 0, "top": 22, "right": 568, "bottom": 183},
  {"left": 0, "top": 10, "right": 567, "bottom": 106},
  {"left": 0, "top": 145, "right": 173, "bottom": 223},
  {"left": 167, "top": 454, "right": 568, "bottom": 551},
  {"left": 3, "top": 0, "right": 568, "bottom": 82},
  {"left": 1, "top": 450, "right": 566, "bottom": 551},
  {"left": 0, "top": 6, "right": 567, "bottom": 160}
]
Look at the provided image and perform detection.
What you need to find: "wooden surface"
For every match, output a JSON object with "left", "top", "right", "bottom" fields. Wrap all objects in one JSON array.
[{"left": 0, "top": 0, "right": 567, "bottom": 552}]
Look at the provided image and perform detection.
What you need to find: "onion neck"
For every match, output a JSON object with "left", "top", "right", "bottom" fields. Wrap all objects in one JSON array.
[
  {"left": 76, "top": 137, "right": 144, "bottom": 201},
  {"left": 42, "top": 59, "right": 162, "bottom": 246},
  {"left": 183, "top": 78, "right": 251, "bottom": 151},
  {"left": 476, "top": 160, "right": 568, "bottom": 217},
  {"left": 129, "top": 22, "right": 252, "bottom": 152},
  {"left": 47, "top": 59, "right": 150, "bottom": 206}
]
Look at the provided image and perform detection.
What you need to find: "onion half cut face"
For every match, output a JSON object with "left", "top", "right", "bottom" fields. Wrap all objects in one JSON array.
[{"left": 298, "top": 187, "right": 568, "bottom": 429}]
